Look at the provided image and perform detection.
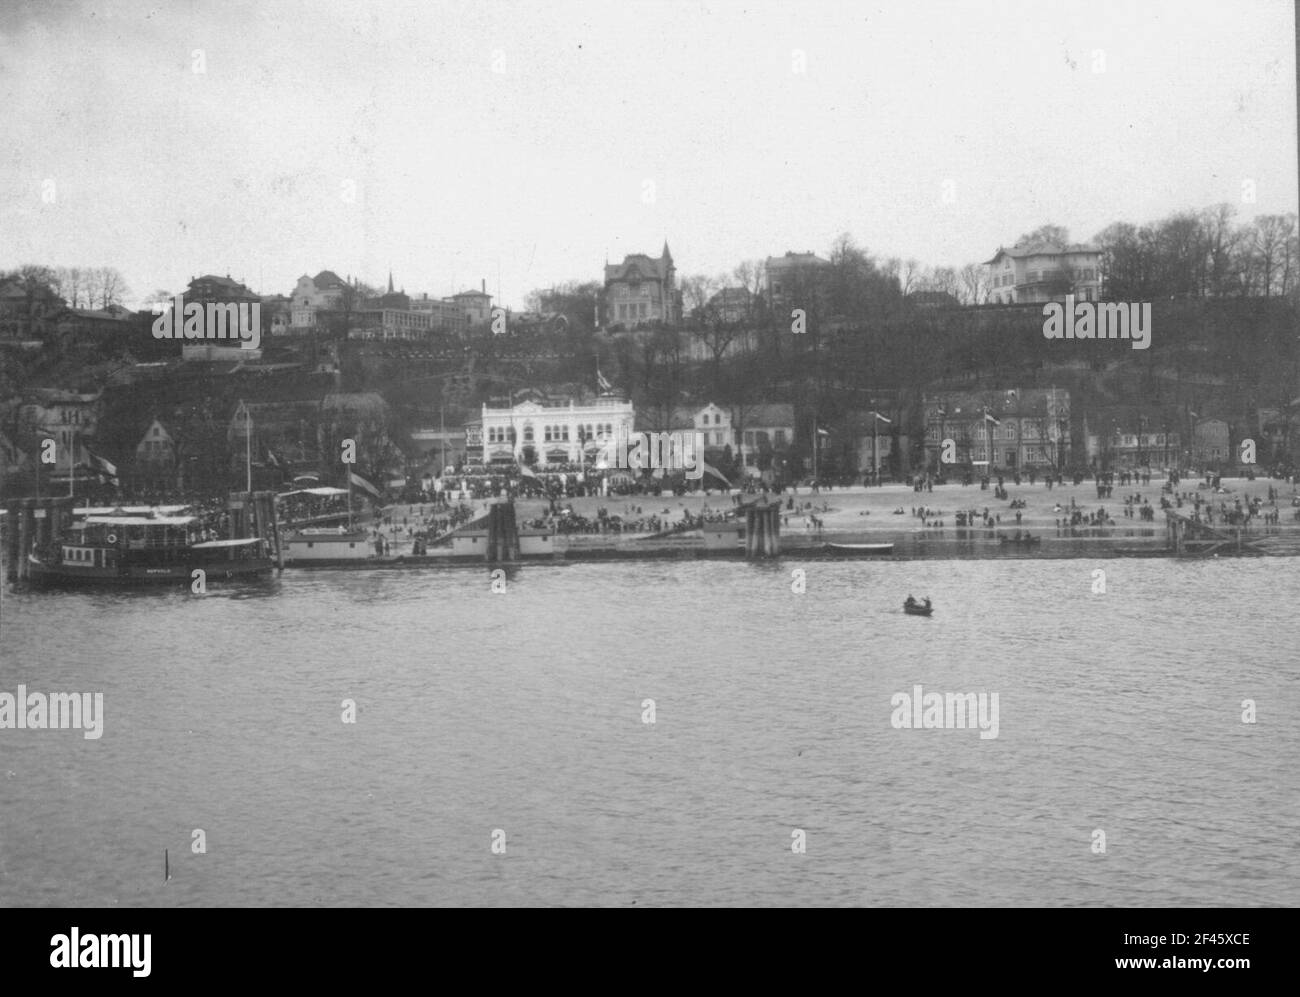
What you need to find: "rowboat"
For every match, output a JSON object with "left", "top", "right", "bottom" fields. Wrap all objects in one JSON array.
[
  {"left": 822, "top": 542, "right": 894, "bottom": 556},
  {"left": 903, "top": 602, "right": 933, "bottom": 616}
]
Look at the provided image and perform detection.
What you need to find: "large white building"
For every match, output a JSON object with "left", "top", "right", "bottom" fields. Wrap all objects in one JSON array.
[
  {"left": 478, "top": 394, "right": 636, "bottom": 466},
  {"left": 983, "top": 241, "right": 1101, "bottom": 305}
]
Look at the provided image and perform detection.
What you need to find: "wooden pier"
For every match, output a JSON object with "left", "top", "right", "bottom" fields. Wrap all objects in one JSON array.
[
  {"left": 228, "top": 491, "right": 284, "bottom": 569},
  {"left": 5, "top": 497, "right": 77, "bottom": 582},
  {"left": 1165, "top": 510, "right": 1265, "bottom": 557}
]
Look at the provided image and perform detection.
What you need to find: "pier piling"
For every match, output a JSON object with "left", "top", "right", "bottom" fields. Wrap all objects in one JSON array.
[
  {"left": 484, "top": 500, "right": 520, "bottom": 563},
  {"left": 744, "top": 500, "right": 781, "bottom": 559}
]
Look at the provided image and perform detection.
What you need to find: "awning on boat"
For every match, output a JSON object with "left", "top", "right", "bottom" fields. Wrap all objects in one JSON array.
[
  {"left": 191, "top": 538, "right": 264, "bottom": 548},
  {"left": 277, "top": 487, "right": 348, "bottom": 498}
]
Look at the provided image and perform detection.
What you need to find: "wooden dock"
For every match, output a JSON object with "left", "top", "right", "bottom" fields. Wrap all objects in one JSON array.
[{"left": 1165, "top": 510, "right": 1266, "bottom": 557}]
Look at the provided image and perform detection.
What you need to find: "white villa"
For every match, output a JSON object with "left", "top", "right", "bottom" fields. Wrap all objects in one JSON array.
[{"left": 478, "top": 394, "right": 636, "bottom": 466}]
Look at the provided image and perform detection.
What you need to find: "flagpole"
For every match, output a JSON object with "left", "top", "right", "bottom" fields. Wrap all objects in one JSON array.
[
  {"left": 69, "top": 428, "right": 75, "bottom": 499},
  {"left": 244, "top": 404, "right": 252, "bottom": 494},
  {"left": 348, "top": 471, "right": 353, "bottom": 530},
  {"left": 811, "top": 423, "right": 818, "bottom": 489}
]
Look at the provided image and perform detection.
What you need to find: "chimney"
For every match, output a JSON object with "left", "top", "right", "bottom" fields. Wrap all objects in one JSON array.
[{"left": 481, "top": 278, "right": 486, "bottom": 294}]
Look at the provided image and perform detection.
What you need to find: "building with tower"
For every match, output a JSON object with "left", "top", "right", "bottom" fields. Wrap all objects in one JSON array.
[{"left": 603, "top": 242, "right": 680, "bottom": 327}]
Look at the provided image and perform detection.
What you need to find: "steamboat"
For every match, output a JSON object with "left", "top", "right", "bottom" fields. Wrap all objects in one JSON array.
[{"left": 25, "top": 508, "right": 274, "bottom": 587}]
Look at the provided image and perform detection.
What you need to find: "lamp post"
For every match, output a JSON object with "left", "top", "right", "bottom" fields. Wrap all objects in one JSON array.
[{"left": 936, "top": 406, "right": 946, "bottom": 474}]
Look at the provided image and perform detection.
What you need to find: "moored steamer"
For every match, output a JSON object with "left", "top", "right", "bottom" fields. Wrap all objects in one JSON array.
[{"left": 26, "top": 511, "right": 273, "bottom": 587}]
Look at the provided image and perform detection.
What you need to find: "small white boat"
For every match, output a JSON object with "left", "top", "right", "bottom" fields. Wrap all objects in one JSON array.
[{"left": 822, "top": 542, "right": 894, "bottom": 555}]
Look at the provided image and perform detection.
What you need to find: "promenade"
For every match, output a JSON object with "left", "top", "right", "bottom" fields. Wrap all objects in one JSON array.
[{"left": 352, "top": 474, "right": 1300, "bottom": 562}]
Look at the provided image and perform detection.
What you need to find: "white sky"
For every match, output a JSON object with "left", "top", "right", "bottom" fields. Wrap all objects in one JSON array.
[{"left": 1, "top": 0, "right": 1295, "bottom": 309}]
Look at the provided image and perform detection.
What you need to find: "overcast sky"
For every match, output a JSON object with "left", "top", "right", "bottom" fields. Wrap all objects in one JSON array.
[{"left": 2, "top": 0, "right": 1296, "bottom": 309}]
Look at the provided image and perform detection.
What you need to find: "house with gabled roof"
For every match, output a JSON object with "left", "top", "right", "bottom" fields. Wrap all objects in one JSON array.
[{"left": 603, "top": 243, "right": 679, "bottom": 327}]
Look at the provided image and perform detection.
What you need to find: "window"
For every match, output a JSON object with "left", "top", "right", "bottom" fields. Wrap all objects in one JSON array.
[{"left": 775, "top": 430, "right": 787, "bottom": 446}]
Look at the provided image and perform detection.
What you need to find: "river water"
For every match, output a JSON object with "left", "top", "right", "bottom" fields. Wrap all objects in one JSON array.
[{"left": 1, "top": 556, "right": 1297, "bottom": 907}]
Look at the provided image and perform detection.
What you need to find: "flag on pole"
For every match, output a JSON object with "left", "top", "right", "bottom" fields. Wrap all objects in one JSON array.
[
  {"left": 983, "top": 410, "right": 1001, "bottom": 426},
  {"left": 516, "top": 463, "right": 547, "bottom": 492},
  {"left": 701, "top": 460, "right": 731, "bottom": 489},
  {"left": 349, "top": 471, "right": 382, "bottom": 500},
  {"left": 596, "top": 367, "right": 613, "bottom": 393},
  {"left": 84, "top": 449, "right": 119, "bottom": 486}
]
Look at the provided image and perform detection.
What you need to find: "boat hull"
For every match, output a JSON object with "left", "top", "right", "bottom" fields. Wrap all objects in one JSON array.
[
  {"left": 26, "top": 553, "right": 274, "bottom": 587},
  {"left": 823, "top": 542, "right": 895, "bottom": 556}
]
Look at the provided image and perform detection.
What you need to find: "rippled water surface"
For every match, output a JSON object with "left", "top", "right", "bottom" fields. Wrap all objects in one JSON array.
[{"left": 1, "top": 557, "right": 1297, "bottom": 907}]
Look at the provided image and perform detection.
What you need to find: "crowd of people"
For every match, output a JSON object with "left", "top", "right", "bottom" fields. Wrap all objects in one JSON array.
[
  {"left": 521, "top": 500, "right": 738, "bottom": 536},
  {"left": 276, "top": 491, "right": 349, "bottom": 524}
]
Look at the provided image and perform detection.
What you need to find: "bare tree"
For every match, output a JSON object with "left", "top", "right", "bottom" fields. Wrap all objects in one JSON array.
[
  {"left": 958, "top": 263, "right": 989, "bottom": 305},
  {"left": 1199, "top": 203, "right": 1240, "bottom": 298},
  {"left": 679, "top": 273, "right": 720, "bottom": 325},
  {"left": 53, "top": 267, "right": 88, "bottom": 308},
  {"left": 1251, "top": 214, "right": 1297, "bottom": 297},
  {"left": 886, "top": 257, "right": 921, "bottom": 296},
  {"left": 89, "top": 266, "right": 130, "bottom": 309}
]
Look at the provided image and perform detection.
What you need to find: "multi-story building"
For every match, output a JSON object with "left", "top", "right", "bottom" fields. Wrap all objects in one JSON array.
[
  {"left": 409, "top": 294, "right": 472, "bottom": 334},
  {"left": 20, "top": 388, "right": 102, "bottom": 456},
  {"left": 447, "top": 287, "right": 493, "bottom": 327},
  {"left": 923, "top": 389, "right": 1072, "bottom": 470},
  {"left": 731, "top": 403, "right": 795, "bottom": 475},
  {"left": 1084, "top": 426, "right": 1182, "bottom": 470},
  {"left": 479, "top": 392, "right": 636, "bottom": 466},
  {"left": 0, "top": 276, "right": 64, "bottom": 340},
  {"left": 186, "top": 274, "right": 260, "bottom": 306},
  {"left": 983, "top": 241, "right": 1101, "bottom": 305},
  {"left": 350, "top": 308, "right": 437, "bottom": 341},
  {"left": 765, "top": 251, "right": 833, "bottom": 314},
  {"left": 290, "top": 270, "right": 350, "bottom": 329},
  {"left": 131, "top": 418, "right": 177, "bottom": 492},
  {"left": 1191, "top": 418, "right": 1231, "bottom": 467},
  {"left": 703, "top": 286, "right": 755, "bottom": 325},
  {"left": 1258, "top": 406, "right": 1300, "bottom": 465},
  {"left": 604, "top": 244, "right": 679, "bottom": 327}
]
